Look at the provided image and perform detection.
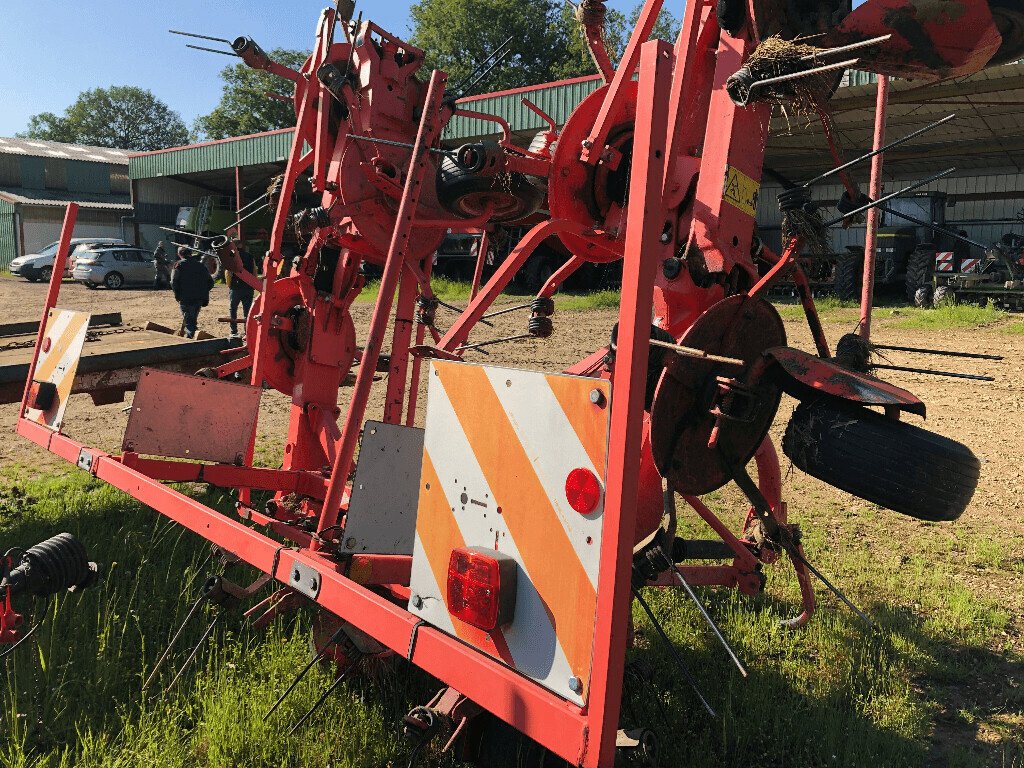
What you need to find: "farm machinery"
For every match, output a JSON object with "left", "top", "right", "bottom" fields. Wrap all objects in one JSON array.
[{"left": 4, "top": 0, "right": 1013, "bottom": 764}]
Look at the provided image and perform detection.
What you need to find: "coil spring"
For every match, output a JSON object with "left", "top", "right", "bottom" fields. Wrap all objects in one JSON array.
[
  {"left": 528, "top": 315, "right": 554, "bottom": 338},
  {"left": 416, "top": 295, "right": 439, "bottom": 326},
  {"left": 530, "top": 297, "right": 555, "bottom": 317},
  {"left": 5, "top": 533, "right": 92, "bottom": 597}
]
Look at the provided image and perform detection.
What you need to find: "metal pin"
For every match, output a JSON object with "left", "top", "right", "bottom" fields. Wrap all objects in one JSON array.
[
  {"left": 671, "top": 568, "right": 748, "bottom": 677},
  {"left": 649, "top": 339, "right": 745, "bottom": 366},
  {"left": 347, "top": 134, "right": 455, "bottom": 157},
  {"left": 264, "top": 625, "right": 348, "bottom": 720},
  {"left": 169, "top": 29, "right": 234, "bottom": 44},
  {"left": 631, "top": 586, "right": 717, "bottom": 718},
  {"left": 287, "top": 656, "right": 360, "bottom": 735}
]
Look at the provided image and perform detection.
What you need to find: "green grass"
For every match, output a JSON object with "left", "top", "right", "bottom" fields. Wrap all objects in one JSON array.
[
  {"left": 1, "top": 470, "right": 1021, "bottom": 767},
  {"left": 886, "top": 301, "right": 1005, "bottom": 331},
  {"left": 1001, "top": 321, "right": 1024, "bottom": 336}
]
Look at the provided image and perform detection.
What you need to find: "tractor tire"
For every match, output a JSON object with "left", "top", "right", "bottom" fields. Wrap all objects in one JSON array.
[
  {"left": 833, "top": 251, "right": 860, "bottom": 301},
  {"left": 990, "top": 0, "right": 1024, "bottom": 65},
  {"left": 437, "top": 152, "right": 544, "bottom": 223},
  {"left": 782, "top": 399, "right": 980, "bottom": 522},
  {"left": 933, "top": 285, "right": 953, "bottom": 307},
  {"left": 521, "top": 251, "right": 556, "bottom": 294},
  {"left": 914, "top": 285, "right": 933, "bottom": 308},
  {"left": 905, "top": 248, "right": 934, "bottom": 302}
]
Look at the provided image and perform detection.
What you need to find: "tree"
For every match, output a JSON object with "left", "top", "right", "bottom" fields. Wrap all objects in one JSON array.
[
  {"left": 20, "top": 86, "right": 189, "bottom": 151},
  {"left": 194, "top": 49, "right": 310, "bottom": 140},
  {"left": 409, "top": 0, "right": 566, "bottom": 93},
  {"left": 408, "top": 1, "right": 682, "bottom": 91}
]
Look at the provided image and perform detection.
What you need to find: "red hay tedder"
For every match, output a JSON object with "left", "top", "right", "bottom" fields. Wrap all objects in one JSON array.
[{"left": 4, "top": 0, "right": 1014, "bottom": 764}]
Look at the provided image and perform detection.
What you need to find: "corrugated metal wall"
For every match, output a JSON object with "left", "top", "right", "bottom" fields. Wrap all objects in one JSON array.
[
  {"left": 129, "top": 130, "right": 294, "bottom": 179},
  {"left": 0, "top": 198, "right": 17, "bottom": 271},
  {"left": 444, "top": 77, "right": 603, "bottom": 141},
  {"left": 756, "top": 171, "right": 1024, "bottom": 255}
]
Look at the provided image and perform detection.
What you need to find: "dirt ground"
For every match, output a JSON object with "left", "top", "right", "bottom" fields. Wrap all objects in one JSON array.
[{"left": 0, "top": 279, "right": 1021, "bottom": 601}]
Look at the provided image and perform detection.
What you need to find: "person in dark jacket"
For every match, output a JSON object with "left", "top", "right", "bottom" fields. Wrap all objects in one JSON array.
[
  {"left": 227, "top": 246, "right": 257, "bottom": 338},
  {"left": 171, "top": 247, "right": 214, "bottom": 338}
]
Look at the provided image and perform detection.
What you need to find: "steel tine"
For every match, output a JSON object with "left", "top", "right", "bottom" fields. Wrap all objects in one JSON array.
[
  {"left": 870, "top": 364, "right": 994, "bottom": 381},
  {"left": 264, "top": 625, "right": 348, "bottom": 720},
  {"left": 436, "top": 299, "right": 494, "bottom": 327},
  {"left": 877, "top": 204, "right": 986, "bottom": 250},
  {"left": 804, "top": 114, "right": 956, "bottom": 188},
  {"left": 823, "top": 168, "right": 956, "bottom": 227},
  {"left": 671, "top": 568, "right": 748, "bottom": 677},
  {"left": 456, "top": 333, "right": 533, "bottom": 352},
  {"left": 287, "top": 657, "right": 360, "bottom": 735},
  {"left": 801, "top": 34, "right": 891, "bottom": 61},
  {"left": 453, "top": 36, "right": 514, "bottom": 95},
  {"left": 142, "top": 590, "right": 207, "bottom": 690},
  {"left": 186, "top": 44, "right": 240, "bottom": 57},
  {"left": 631, "top": 586, "right": 717, "bottom": 718},
  {"left": 460, "top": 42, "right": 516, "bottom": 97},
  {"left": 788, "top": 549, "right": 874, "bottom": 629},
  {"left": 169, "top": 29, "right": 234, "bottom": 44},
  {"left": 236, "top": 191, "right": 271, "bottom": 215},
  {"left": 482, "top": 302, "right": 532, "bottom": 320},
  {"left": 226, "top": 202, "right": 271, "bottom": 231},
  {"left": 870, "top": 343, "right": 1003, "bottom": 361},
  {"left": 162, "top": 614, "right": 221, "bottom": 695},
  {"left": 746, "top": 58, "right": 859, "bottom": 101}
]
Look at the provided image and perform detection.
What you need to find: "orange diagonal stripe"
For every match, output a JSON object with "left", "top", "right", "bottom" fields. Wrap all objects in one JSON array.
[
  {"left": 416, "top": 452, "right": 514, "bottom": 664},
  {"left": 435, "top": 364, "right": 597, "bottom": 688},
  {"left": 545, "top": 374, "right": 610, "bottom": 474},
  {"left": 35, "top": 314, "right": 88, "bottom": 382}
]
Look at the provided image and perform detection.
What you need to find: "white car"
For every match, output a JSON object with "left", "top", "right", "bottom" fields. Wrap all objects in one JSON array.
[{"left": 10, "top": 237, "right": 128, "bottom": 282}]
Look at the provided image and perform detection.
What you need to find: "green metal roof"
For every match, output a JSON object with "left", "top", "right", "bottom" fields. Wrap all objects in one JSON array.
[{"left": 130, "top": 129, "right": 295, "bottom": 180}]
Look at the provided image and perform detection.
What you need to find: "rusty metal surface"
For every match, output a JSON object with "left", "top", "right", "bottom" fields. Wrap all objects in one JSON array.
[
  {"left": 765, "top": 346, "right": 927, "bottom": 415},
  {"left": 122, "top": 368, "right": 262, "bottom": 463},
  {"left": 650, "top": 296, "right": 786, "bottom": 495}
]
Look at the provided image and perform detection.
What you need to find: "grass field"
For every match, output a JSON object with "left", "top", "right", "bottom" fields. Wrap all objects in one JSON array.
[{"left": 1, "top": 287, "right": 1022, "bottom": 767}]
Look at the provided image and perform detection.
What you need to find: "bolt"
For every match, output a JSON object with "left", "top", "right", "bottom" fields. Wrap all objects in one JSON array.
[
  {"left": 345, "top": 538, "right": 357, "bottom": 550},
  {"left": 660, "top": 232, "right": 671, "bottom": 244},
  {"left": 568, "top": 676, "right": 583, "bottom": 694},
  {"left": 309, "top": 578, "right": 318, "bottom": 590},
  {"left": 293, "top": 569, "right": 301, "bottom": 581},
  {"left": 581, "top": 139, "right": 593, "bottom": 149},
  {"left": 662, "top": 257, "right": 682, "bottom": 280},
  {"left": 589, "top": 388, "right": 606, "bottom": 407},
  {"left": 411, "top": 594, "right": 423, "bottom": 609}
]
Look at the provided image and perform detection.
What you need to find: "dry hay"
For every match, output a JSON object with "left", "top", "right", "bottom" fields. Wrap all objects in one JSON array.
[
  {"left": 782, "top": 207, "right": 830, "bottom": 256},
  {"left": 726, "top": 35, "right": 841, "bottom": 113}
]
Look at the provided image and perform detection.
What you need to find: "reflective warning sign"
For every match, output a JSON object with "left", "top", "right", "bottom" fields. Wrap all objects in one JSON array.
[
  {"left": 723, "top": 166, "right": 759, "bottom": 217},
  {"left": 25, "top": 309, "right": 89, "bottom": 431}
]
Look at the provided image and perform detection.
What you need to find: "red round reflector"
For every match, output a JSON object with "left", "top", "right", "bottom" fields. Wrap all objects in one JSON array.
[{"left": 565, "top": 468, "right": 601, "bottom": 514}]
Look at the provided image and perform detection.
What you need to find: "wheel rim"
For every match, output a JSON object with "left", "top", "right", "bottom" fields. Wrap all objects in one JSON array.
[{"left": 107, "top": 274, "right": 122, "bottom": 288}]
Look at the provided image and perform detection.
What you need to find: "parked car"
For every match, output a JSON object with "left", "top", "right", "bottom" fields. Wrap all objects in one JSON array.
[
  {"left": 72, "top": 247, "right": 159, "bottom": 289},
  {"left": 9, "top": 237, "right": 127, "bottom": 282}
]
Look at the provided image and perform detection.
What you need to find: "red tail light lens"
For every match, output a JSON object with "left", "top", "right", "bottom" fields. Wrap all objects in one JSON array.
[
  {"left": 565, "top": 467, "right": 602, "bottom": 514},
  {"left": 446, "top": 547, "right": 517, "bottom": 631}
]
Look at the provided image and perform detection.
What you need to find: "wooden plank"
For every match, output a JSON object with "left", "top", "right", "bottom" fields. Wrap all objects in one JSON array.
[{"left": 0, "top": 312, "right": 123, "bottom": 338}]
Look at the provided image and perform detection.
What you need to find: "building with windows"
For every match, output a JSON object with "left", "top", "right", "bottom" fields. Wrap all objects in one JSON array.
[{"left": 0, "top": 137, "right": 133, "bottom": 270}]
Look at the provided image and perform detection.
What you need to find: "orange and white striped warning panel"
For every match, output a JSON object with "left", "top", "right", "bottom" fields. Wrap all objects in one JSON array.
[
  {"left": 25, "top": 309, "right": 90, "bottom": 431},
  {"left": 408, "top": 360, "right": 611, "bottom": 706},
  {"left": 960, "top": 257, "right": 982, "bottom": 273},
  {"left": 935, "top": 252, "right": 955, "bottom": 272}
]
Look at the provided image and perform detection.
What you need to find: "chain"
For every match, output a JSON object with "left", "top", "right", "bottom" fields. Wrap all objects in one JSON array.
[{"left": 1, "top": 326, "right": 144, "bottom": 352}]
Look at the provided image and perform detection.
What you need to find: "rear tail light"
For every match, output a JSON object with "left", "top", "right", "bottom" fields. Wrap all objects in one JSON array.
[{"left": 446, "top": 547, "right": 517, "bottom": 631}]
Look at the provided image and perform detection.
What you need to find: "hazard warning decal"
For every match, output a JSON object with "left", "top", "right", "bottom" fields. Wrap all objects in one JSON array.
[
  {"left": 25, "top": 309, "right": 90, "bottom": 431},
  {"left": 723, "top": 165, "right": 759, "bottom": 217},
  {"left": 408, "top": 361, "right": 611, "bottom": 706}
]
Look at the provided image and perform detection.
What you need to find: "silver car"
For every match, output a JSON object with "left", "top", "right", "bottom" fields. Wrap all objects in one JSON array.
[
  {"left": 72, "top": 247, "right": 158, "bottom": 289},
  {"left": 10, "top": 238, "right": 127, "bottom": 282}
]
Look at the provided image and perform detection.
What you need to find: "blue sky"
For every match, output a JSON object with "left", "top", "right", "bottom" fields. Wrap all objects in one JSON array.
[{"left": 0, "top": 0, "right": 637, "bottom": 139}]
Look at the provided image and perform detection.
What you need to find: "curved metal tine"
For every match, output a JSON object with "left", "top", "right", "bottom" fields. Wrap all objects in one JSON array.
[
  {"left": 169, "top": 29, "right": 233, "bottom": 44},
  {"left": 670, "top": 568, "right": 748, "bottom": 677},
  {"left": 452, "top": 36, "right": 514, "bottom": 95},
  {"left": 823, "top": 168, "right": 957, "bottom": 227},
  {"left": 741, "top": 58, "right": 858, "bottom": 106},
  {"left": 162, "top": 613, "right": 221, "bottom": 695},
  {"left": 482, "top": 302, "right": 531, "bottom": 320},
  {"left": 788, "top": 548, "right": 874, "bottom": 629},
  {"left": 801, "top": 34, "right": 891, "bottom": 61},
  {"left": 804, "top": 114, "right": 956, "bottom": 188},
  {"left": 264, "top": 624, "right": 348, "bottom": 720},
  {"left": 870, "top": 343, "right": 1003, "bottom": 361},
  {"left": 436, "top": 299, "right": 494, "bottom": 327},
  {"left": 869, "top": 363, "right": 994, "bottom": 382},
  {"left": 287, "top": 656, "right": 361, "bottom": 735},
  {"left": 877, "top": 204, "right": 986, "bottom": 250},
  {"left": 460, "top": 40, "right": 516, "bottom": 98},
  {"left": 159, "top": 226, "right": 219, "bottom": 241},
  {"left": 237, "top": 191, "right": 271, "bottom": 216},
  {"left": 142, "top": 590, "right": 208, "bottom": 690},
  {"left": 631, "top": 586, "right": 717, "bottom": 718}
]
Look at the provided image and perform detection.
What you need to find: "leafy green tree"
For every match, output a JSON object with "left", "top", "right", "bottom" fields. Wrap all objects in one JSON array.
[
  {"left": 194, "top": 49, "right": 310, "bottom": 140},
  {"left": 19, "top": 86, "right": 189, "bottom": 151}
]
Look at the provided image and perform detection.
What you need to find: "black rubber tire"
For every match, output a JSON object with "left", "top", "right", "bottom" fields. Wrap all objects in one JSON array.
[
  {"left": 83, "top": 282, "right": 97, "bottom": 290},
  {"left": 990, "top": 0, "right": 1024, "bottom": 65},
  {"left": 905, "top": 248, "right": 934, "bottom": 301},
  {"left": 521, "top": 251, "right": 556, "bottom": 294},
  {"left": 436, "top": 156, "right": 544, "bottom": 223},
  {"left": 782, "top": 399, "right": 980, "bottom": 522},
  {"left": 833, "top": 251, "right": 860, "bottom": 301},
  {"left": 933, "top": 284, "right": 953, "bottom": 307},
  {"left": 717, "top": 0, "right": 746, "bottom": 34},
  {"left": 472, "top": 715, "right": 570, "bottom": 768},
  {"left": 914, "top": 284, "right": 932, "bottom": 308},
  {"left": 104, "top": 272, "right": 124, "bottom": 290},
  {"left": 39, "top": 266, "right": 53, "bottom": 282}
]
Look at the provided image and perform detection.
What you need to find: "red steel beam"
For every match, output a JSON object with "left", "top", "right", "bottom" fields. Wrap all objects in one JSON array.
[{"left": 859, "top": 75, "right": 890, "bottom": 340}]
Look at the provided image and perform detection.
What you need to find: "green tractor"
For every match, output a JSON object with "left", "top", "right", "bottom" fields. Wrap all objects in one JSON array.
[{"left": 173, "top": 195, "right": 274, "bottom": 279}]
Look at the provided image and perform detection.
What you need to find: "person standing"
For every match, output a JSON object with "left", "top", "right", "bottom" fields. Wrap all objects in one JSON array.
[
  {"left": 227, "top": 245, "right": 257, "bottom": 338},
  {"left": 171, "top": 247, "right": 214, "bottom": 339},
  {"left": 152, "top": 241, "right": 173, "bottom": 289}
]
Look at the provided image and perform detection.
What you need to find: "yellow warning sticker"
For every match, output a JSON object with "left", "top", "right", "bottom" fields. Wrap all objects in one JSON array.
[{"left": 722, "top": 166, "right": 760, "bottom": 218}]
